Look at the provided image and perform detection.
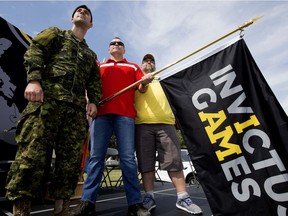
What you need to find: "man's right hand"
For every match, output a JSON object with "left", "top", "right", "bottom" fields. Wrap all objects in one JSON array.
[{"left": 24, "top": 80, "right": 44, "bottom": 102}]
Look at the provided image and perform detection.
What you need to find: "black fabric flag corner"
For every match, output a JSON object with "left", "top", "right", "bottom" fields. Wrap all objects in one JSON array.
[
  {"left": 161, "top": 38, "right": 288, "bottom": 216},
  {"left": 0, "top": 16, "right": 31, "bottom": 132}
]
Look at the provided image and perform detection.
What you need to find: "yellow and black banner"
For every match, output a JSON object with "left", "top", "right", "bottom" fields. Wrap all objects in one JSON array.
[
  {"left": 161, "top": 38, "right": 288, "bottom": 216},
  {"left": 0, "top": 17, "right": 31, "bottom": 132}
]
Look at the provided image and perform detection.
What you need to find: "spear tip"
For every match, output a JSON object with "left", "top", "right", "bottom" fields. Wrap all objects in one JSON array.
[
  {"left": 239, "top": 16, "right": 264, "bottom": 29},
  {"left": 251, "top": 15, "right": 264, "bottom": 23}
]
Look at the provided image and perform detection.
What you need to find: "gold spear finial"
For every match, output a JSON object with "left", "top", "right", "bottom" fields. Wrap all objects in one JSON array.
[{"left": 239, "top": 16, "right": 264, "bottom": 29}]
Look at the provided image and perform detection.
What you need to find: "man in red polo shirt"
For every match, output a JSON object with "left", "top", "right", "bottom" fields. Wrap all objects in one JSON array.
[{"left": 72, "top": 37, "right": 153, "bottom": 216}]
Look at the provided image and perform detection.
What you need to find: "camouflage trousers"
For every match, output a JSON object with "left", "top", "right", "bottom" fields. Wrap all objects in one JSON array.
[{"left": 5, "top": 99, "right": 88, "bottom": 201}]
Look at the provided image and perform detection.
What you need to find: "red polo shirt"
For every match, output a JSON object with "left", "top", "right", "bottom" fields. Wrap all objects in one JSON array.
[{"left": 97, "top": 58, "right": 143, "bottom": 118}]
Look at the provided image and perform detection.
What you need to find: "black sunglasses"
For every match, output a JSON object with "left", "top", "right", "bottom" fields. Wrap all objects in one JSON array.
[
  {"left": 109, "top": 41, "right": 125, "bottom": 47},
  {"left": 143, "top": 58, "right": 155, "bottom": 64}
]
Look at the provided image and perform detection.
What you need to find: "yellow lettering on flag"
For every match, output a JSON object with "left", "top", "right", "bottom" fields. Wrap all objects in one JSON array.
[
  {"left": 199, "top": 111, "right": 242, "bottom": 161},
  {"left": 234, "top": 115, "right": 260, "bottom": 134}
]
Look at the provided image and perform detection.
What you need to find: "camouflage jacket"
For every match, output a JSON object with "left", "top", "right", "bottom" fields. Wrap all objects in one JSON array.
[{"left": 24, "top": 27, "right": 101, "bottom": 110}]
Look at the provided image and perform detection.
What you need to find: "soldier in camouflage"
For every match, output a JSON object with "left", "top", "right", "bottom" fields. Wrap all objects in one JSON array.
[{"left": 5, "top": 5, "right": 101, "bottom": 216}]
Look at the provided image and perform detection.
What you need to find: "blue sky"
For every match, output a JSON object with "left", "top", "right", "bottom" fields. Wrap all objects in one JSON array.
[{"left": 1, "top": 0, "right": 288, "bottom": 115}]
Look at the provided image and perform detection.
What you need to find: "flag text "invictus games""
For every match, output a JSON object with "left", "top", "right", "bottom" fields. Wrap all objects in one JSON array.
[{"left": 191, "top": 64, "right": 288, "bottom": 215}]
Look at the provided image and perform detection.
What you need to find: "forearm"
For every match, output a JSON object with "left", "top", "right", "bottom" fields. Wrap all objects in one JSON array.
[{"left": 138, "top": 83, "right": 149, "bottom": 93}]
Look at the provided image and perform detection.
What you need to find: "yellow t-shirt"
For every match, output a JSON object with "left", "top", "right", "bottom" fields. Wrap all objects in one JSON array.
[{"left": 135, "top": 80, "right": 175, "bottom": 124}]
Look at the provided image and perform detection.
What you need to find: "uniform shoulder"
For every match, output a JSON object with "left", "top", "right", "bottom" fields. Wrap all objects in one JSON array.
[
  {"left": 40, "top": 26, "right": 64, "bottom": 35},
  {"left": 31, "top": 27, "right": 64, "bottom": 47}
]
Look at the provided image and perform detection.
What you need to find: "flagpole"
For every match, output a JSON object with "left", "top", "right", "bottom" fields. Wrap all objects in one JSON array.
[{"left": 98, "top": 16, "right": 263, "bottom": 106}]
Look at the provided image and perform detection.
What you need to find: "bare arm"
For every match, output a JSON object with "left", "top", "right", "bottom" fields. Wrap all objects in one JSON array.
[{"left": 138, "top": 73, "right": 154, "bottom": 93}]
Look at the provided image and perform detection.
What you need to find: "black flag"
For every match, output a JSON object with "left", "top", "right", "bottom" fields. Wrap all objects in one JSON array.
[
  {"left": 161, "top": 38, "right": 288, "bottom": 216},
  {"left": 0, "top": 16, "right": 31, "bottom": 132}
]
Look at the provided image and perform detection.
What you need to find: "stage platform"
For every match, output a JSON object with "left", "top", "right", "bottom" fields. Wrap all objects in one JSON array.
[{"left": 0, "top": 181, "right": 212, "bottom": 216}]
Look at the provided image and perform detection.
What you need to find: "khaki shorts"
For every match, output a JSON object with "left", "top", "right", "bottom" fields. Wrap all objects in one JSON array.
[{"left": 135, "top": 124, "right": 183, "bottom": 173}]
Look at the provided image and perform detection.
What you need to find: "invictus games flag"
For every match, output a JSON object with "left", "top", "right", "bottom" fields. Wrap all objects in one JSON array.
[
  {"left": 161, "top": 38, "right": 288, "bottom": 216},
  {"left": 0, "top": 16, "right": 31, "bottom": 132}
]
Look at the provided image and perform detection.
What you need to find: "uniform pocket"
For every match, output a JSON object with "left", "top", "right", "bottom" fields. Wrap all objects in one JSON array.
[{"left": 16, "top": 102, "right": 42, "bottom": 143}]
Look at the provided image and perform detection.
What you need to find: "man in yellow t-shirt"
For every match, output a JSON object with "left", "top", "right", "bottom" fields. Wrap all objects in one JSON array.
[{"left": 135, "top": 54, "right": 202, "bottom": 215}]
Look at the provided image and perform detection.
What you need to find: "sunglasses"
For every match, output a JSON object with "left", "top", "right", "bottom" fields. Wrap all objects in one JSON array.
[
  {"left": 109, "top": 41, "right": 125, "bottom": 47},
  {"left": 143, "top": 58, "right": 155, "bottom": 64}
]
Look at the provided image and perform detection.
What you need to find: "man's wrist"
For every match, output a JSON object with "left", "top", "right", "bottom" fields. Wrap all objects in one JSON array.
[{"left": 143, "top": 83, "right": 149, "bottom": 87}]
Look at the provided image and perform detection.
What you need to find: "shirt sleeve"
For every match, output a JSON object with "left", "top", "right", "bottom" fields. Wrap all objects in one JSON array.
[
  {"left": 86, "top": 59, "right": 102, "bottom": 105},
  {"left": 135, "top": 64, "right": 144, "bottom": 81},
  {"left": 24, "top": 27, "right": 60, "bottom": 82}
]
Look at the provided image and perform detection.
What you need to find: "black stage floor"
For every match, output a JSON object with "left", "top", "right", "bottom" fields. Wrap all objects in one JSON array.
[{"left": 0, "top": 182, "right": 212, "bottom": 216}]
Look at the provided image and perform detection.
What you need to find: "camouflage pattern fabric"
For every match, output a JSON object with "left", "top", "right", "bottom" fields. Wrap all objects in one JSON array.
[
  {"left": 24, "top": 27, "right": 102, "bottom": 109},
  {"left": 5, "top": 26, "right": 102, "bottom": 201},
  {"left": 6, "top": 99, "right": 88, "bottom": 200}
]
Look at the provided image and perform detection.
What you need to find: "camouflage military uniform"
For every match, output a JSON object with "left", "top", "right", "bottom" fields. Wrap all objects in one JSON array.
[{"left": 5, "top": 27, "right": 101, "bottom": 201}]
